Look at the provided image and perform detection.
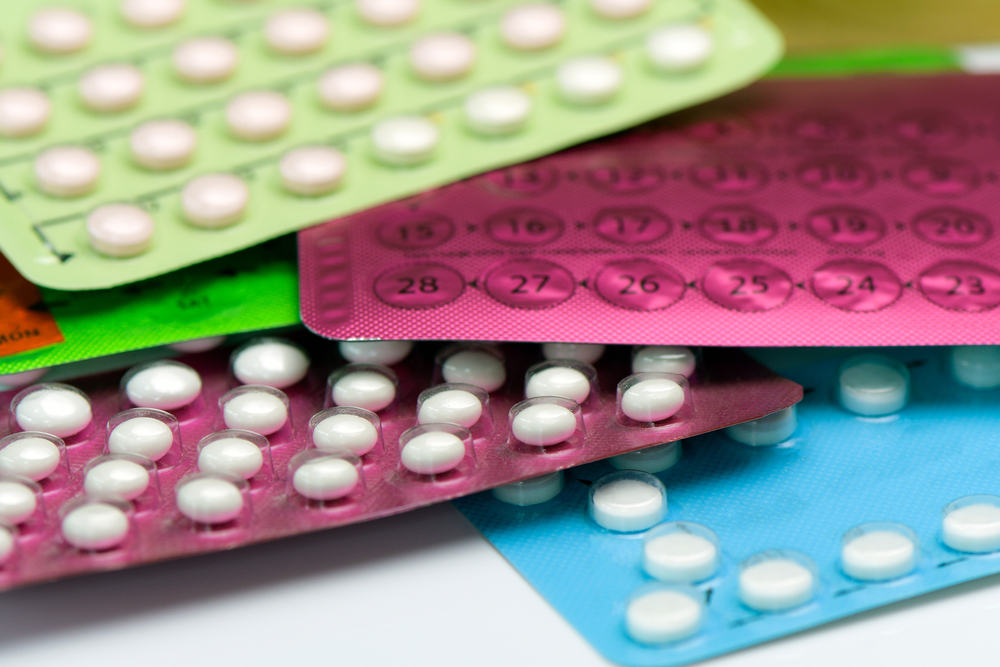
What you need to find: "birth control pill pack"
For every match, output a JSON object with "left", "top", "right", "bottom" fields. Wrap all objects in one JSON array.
[
  {"left": 456, "top": 345, "right": 1000, "bottom": 666},
  {"left": 0, "top": 331, "right": 799, "bottom": 589},
  {"left": 301, "top": 72, "right": 1000, "bottom": 347},
  {"left": 0, "top": 0, "right": 781, "bottom": 290}
]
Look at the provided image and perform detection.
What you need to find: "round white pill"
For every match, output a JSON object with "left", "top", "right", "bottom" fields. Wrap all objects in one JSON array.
[
  {"left": 16, "top": 388, "right": 92, "bottom": 438},
  {"left": 371, "top": 116, "right": 439, "bottom": 166},
  {"left": 293, "top": 457, "right": 359, "bottom": 500},
  {"left": 951, "top": 346, "right": 1000, "bottom": 389},
  {"left": 223, "top": 391, "right": 288, "bottom": 436},
  {"left": 464, "top": 86, "right": 532, "bottom": 136},
  {"left": 739, "top": 558, "right": 815, "bottom": 611},
  {"left": 173, "top": 37, "right": 239, "bottom": 84},
  {"left": 590, "top": 0, "right": 651, "bottom": 19},
  {"left": 168, "top": 336, "right": 226, "bottom": 353},
  {"left": 542, "top": 342, "right": 605, "bottom": 365},
  {"left": 121, "top": 0, "right": 186, "bottom": 28},
  {"left": 264, "top": 8, "right": 329, "bottom": 55},
  {"left": 339, "top": 340, "right": 413, "bottom": 365},
  {"left": 0, "top": 88, "right": 51, "bottom": 138},
  {"left": 632, "top": 346, "right": 696, "bottom": 377},
  {"left": 233, "top": 341, "right": 309, "bottom": 388},
  {"left": 109, "top": 417, "right": 174, "bottom": 461},
  {"left": 501, "top": 4, "right": 565, "bottom": 51},
  {"left": 626, "top": 590, "right": 702, "bottom": 644},
  {"left": 556, "top": 56, "right": 622, "bottom": 105},
  {"left": 356, "top": 0, "right": 421, "bottom": 26},
  {"left": 177, "top": 477, "right": 244, "bottom": 523},
  {"left": 34, "top": 146, "right": 101, "bottom": 198},
  {"left": 78, "top": 63, "right": 145, "bottom": 113},
  {"left": 0, "top": 481, "right": 38, "bottom": 524},
  {"left": 418, "top": 389, "right": 482, "bottom": 428},
  {"left": 644, "top": 532, "right": 718, "bottom": 582},
  {"left": 62, "top": 503, "right": 129, "bottom": 550},
  {"left": 126, "top": 364, "right": 202, "bottom": 410},
  {"left": 225, "top": 90, "right": 292, "bottom": 142},
  {"left": 29, "top": 8, "right": 93, "bottom": 54},
  {"left": 181, "top": 174, "right": 249, "bottom": 228},
  {"left": 646, "top": 24, "right": 713, "bottom": 72},
  {"left": 279, "top": 146, "right": 346, "bottom": 196},
  {"left": 199, "top": 437, "right": 264, "bottom": 479},
  {"left": 610, "top": 442, "right": 681, "bottom": 474},
  {"left": 492, "top": 471, "right": 563, "bottom": 506},
  {"left": 400, "top": 430, "right": 466, "bottom": 475},
  {"left": 0, "top": 437, "right": 61, "bottom": 481},
  {"left": 622, "top": 378, "right": 684, "bottom": 422},
  {"left": 84, "top": 459, "right": 150, "bottom": 501},
  {"left": 590, "top": 477, "right": 665, "bottom": 532},
  {"left": 0, "top": 526, "right": 14, "bottom": 564},
  {"left": 409, "top": 33, "right": 475, "bottom": 82},
  {"left": 332, "top": 371, "right": 396, "bottom": 412},
  {"left": 838, "top": 356, "right": 909, "bottom": 416},
  {"left": 319, "top": 63, "right": 384, "bottom": 111},
  {"left": 130, "top": 119, "right": 197, "bottom": 171},
  {"left": 313, "top": 413, "right": 379, "bottom": 455},
  {"left": 86, "top": 204, "right": 155, "bottom": 258},
  {"left": 512, "top": 402, "right": 577, "bottom": 446},
  {"left": 943, "top": 503, "right": 1000, "bottom": 553},
  {"left": 726, "top": 407, "right": 797, "bottom": 446},
  {"left": 526, "top": 366, "right": 591, "bottom": 404},
  {"left": 842, "top": 530, "right": 917, "bottom": 581},
  {"left": 442, "top": 350, "right": 506, "bottom": 392}
]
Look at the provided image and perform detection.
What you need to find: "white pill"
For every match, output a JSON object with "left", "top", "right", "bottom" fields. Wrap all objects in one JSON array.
[
  {"left": 838, "top": 356, "right": 909, "bottom": 416},
  {"left": 332, "top": 371, "right": 396, "bottom": 412},
  {"left": 79, "top": 64, "right": 145, "bottom": 113},
  {"left": 590, "top": 0, "right": 651, "bottom": 19},
  {"left": 526, "top": 366, "right": 591, "bottom": 404},
  {"left": 309, "top": 416, "right": 377, "bottom": 458},
  {"left": 279, "top": 146, "right": 346, "bottom": 196},
  {"left": 233, "top": 341, "right": 309, "bottom": 388},
  {"left": 943, "top": 503, "right": 1000, "bottom": 553},
  {"left": 0, "top": 369, "right": 48, "bottom": 390},
  {"left": 34, "top": 146, "right": 101, "bottom": 198},
  {"left": 356, "top": 0, "right": 421, "bottom": 26},
  {"left": 632, "top": 346, "right": 696, "bottom": 377},
  {"left": 590, "top": 478, "right": 665, "bottom": 532},
  {"left": 464, "top": 86, "right": 532, "bottom": 136},
  {"left": 176, "top": 477, "right": 244, "bottom": 523},
  {"left": 108, "top": 417, "right": 174, "bottom": 461},
  {"left": 611, "top": 442, "right": 681, "bottom": 474},
  {"left": 542, "top": 343, "right": 605, "bottom": 365},
  {"left": 501, "top": 4, "right": 565, "bottom": 51},
  {"left": 62, "top": 503, "right": 129, "bottom": 550},
  {"left": 198, "top": 437, "right": 264, "bottom": 479},
  {"left": 442, "top": 350, "right": 506, "bottom": 392},
  {"left": 626, "top": 590, "right": 702, "bottom": 644},
  {"left": 644, "top": 532, "right": 718, "bottom": 582},
  {"left": 319, "top": 63, "right": 384, "bottom": 112},
  {"left": 29, "top": 8, "right": 93, "bottom": 54},
  {"left": 181, "top": 174, "right": 249, "bottom": 228},
  {"left": 409, "top": 33, "right": 475, "bottom": 82},
  {"left": 126, "top": 364, "right": 202, "bottom": 410},
  {"left": 168, "top": 335, "right": 226, "bottom": 353},
  {"left": 293, "top": 457, "right": 359, "bottom": 500},
  {"left": 130, "top": 119, "right": 197, "bottom": 171},
  {"left": 0, "top": 526, "right": 14, "bottom": 564},
  {"left": 86, "top": 204, "right": 155, "bottom": 258},
  {"left": 492, "top": 472, "right": 563, "bottom": 506},
  {"left": 339, "top": 340, "right": 413, "bottom": 365},
  {"left": 418, "top": 389, "right": 482, "bottom": 428},
  {"left": 739, "top": 558, "right": 815, "bottom": 611},
  {"left": 264, "top": 8, "right": 329, "bottom": 55},
  {"left": 223, "top": 391, "right": 287, "bottom": 436},
  {"left": 0, "top": 438, "right": 61, "bottom": 481},
  {"left": 16, "top": 388, "right": 92, "bottom": 438},
  {"left": 951, "top": 346, "right": 1000, "bottom": 389},
  {"left": 842, "top": 530, "right": 917, "bottom": 581},
  {"left": 726, "top": 407, "right": 797, "bottom": 446},
  {"left": 371, "top": 116, "right": 439, "bottom": 166},
  {"left": 173, "top": 37, "right": 239, "bottom": 84},
  {"left": 84, "top": 459, "right": 150, "bottom": 501},
  {"left": 400, "top": 430, "right": 466, "bottom": 475},
  {"left": 0, "top": 88, "right": 51, "bottom": 138},
  {"left": 512, "top": 403, "right": 577, "bottom": 446},
  {"left": 646, "top": 24, "right": 713, "bottom": 72},
  {"left": 0, "top": 481, "right": 38, "bottom": 524},
  {"left": 121, "top": 0, "right": 186, "bottom": 28},
  {"left": 622, "top": 378, "right": 684, "bottom": 422},
  {"left": 556, "top": 56, "right": 622, "bottom": 105},
  {"left": 225, "top": 91, "right": 292, "bottom": 142}
]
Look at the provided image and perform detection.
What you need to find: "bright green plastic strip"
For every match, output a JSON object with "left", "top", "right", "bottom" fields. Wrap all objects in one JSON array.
[{"left": 770, "top": 46, "right": 960, "bottom": 78}]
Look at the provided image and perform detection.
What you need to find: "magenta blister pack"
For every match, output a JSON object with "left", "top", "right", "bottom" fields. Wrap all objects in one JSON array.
[
  {"left": 300, "top": 73, "right": 1000, "bottom": 346},
  {"left": 0, "top": 333, "right": 799, "bottom": 589}
]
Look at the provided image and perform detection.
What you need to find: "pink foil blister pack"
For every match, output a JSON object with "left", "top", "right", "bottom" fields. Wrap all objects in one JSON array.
[
  {"left": 0, "top": 333, "right": 799, "bottom": 589},
  {"left": 300, "top": 73, "right": 1000, "bottom": 346}
]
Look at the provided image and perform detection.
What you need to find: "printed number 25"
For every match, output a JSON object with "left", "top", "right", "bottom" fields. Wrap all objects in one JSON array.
[{"left": 730, "top": 275, "right": 768, "bottom": 295}]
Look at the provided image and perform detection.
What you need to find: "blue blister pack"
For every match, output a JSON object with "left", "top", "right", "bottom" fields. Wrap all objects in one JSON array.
[{"left": 455, "top": 346, "right": 1000, "bottom": 666}]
